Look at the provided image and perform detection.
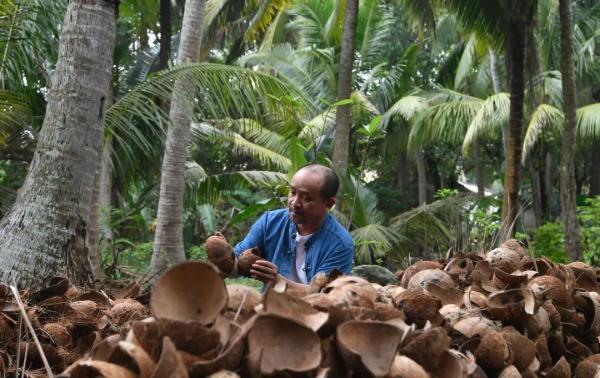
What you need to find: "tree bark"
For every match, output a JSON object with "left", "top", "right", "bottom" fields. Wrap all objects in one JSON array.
[
  {"left": 473, "top": 139, "right": 485, "bottom": 197},
  {"left": 151, "top": 0, "right": 205, "bottom": 275},
  {"left": 591, "top": 139, "right": 600, "bottom": 196},
  {"left": 416, "top": 149, "right": 427, "bottom": 205},
  {"left": 500, "top": 19, "right": 527, "bottom": 241},
  {"left": 0, "top": 0, "right": 116, "bottom": 287},
  {"left": 489, "top": 49, "right": 509, "bottom": 160},
  {"left": 396, "top": 148, "right": 408, "bottom": 192},
  {"left": 332, "top": 0, "right": 359, "bottom": 183},
  {"left": 159, "top": 0, "right": 172, "bottom": 71},
  {"left": 558, "top": 0, "right": 582, "bottom": 261}
]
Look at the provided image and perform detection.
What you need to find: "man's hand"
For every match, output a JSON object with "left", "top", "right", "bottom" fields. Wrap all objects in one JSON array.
[{"left": 250, "top": 260, "right": 278, "bottom": 284}]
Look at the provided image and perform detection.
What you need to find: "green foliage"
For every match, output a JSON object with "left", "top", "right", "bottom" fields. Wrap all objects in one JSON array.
[
  {"left": 186, "top": 245, "right": 208, "bottom": 261},
  {"left": 225, "top": 277, "right": 263, "bottom": 289},
  {"left": 466, "top": 196, "right": 502, "bottom": 249},
  {"left": 530, "top": 222, "right": 568, "bottom": 264},
  {"left": 581, "top": 196, "right": 600, "bottom": 265},
  {"left": 434, "top": 188, "right": 459, "bottom": 200}
]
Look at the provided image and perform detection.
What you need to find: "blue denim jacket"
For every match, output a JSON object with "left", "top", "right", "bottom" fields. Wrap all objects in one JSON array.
[{"left": 233, "top": 208, "right": 354, "bottom": 282}]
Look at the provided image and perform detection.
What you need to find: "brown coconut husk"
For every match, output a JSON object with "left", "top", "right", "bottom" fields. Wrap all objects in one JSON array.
[
  {"left": 336, "top": 320, "right": 403, "bottom": 376},
  {"left": 247, "top": 314, "right": 321, "bottom": 375},
  {"left": 205, "top": 234, "right": 237, "bottom": 275},
  {"left": 237, "top": 247, "right": 262, "bottom": 277},
  {"left": 150, "top": 262, "right": 227, "bottom": 325}
]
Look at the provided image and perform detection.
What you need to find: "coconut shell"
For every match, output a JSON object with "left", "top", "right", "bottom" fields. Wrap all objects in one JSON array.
[
  {"left": 501, "top": 330, "right": 535, "bottom": 371},
  {"left": 205, "top": 235, "right": 236, "bottom": 275},
  {"left": 400, "top": 261, "right": 443, "bottom": 288},
  {"left": 485, "top": 248, "right": 522, "bottom": 273},
  {"left": 401, "top": 327, "right": 449, "bottom": 371},
  {"left": 474, "top": 331, "right": 510, "bottom": 372},
  {"left": 387, "top": 355, "right": 430, "bottom": 378},
  {"left": 395, "top": 288, "right": 442, "bottom": 327},
  {"left": 43, "top": 322, "right": 73, "bottom": 349},
  {"left": 237, "top": 247, "right": 262, "bottom": 277},
  {"left": 500, "top": 239, "right": 526, "bottom": 256},
  {"left": 498, "top": 365, "right": 521, "bottom": 378},
  {"left": 263, "top": 289, "right": 328, "bottom": 332},
  {"left": 336, "top": 320, "right": 403, "bottom": 376},
  {"left": 527, "top": 275, "right": 570, "bottom": 306},
  {"left": 61, "top": 360, "right": 137, "bottom": 378},
  {"left": 151, "top": 261, "right": 228, "bottom": 325},
  {"left": 108, "top": 298, "right": 147, "bottom": 324},
  {"left": 544, "top": 356, "right": 571, "bottom": 378},
  {"left": 225, "top": 284, "right": 261, "bottom": 322},
  {"left": 574, "top": 354, "right": 600, "bottom": 378},
  {"left": 247, "top": 314, "right": 321, "bottom": 375},
  {"left": 407, "top": 269, "right": 455, "bottom": 290},
  {"left": 151, "top": 337, "right": 188, "bottom": 378}
]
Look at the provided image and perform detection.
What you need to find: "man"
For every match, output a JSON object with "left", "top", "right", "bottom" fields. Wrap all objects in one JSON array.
[{"left": 233, "top": 164, "right": 354, "bottom": 290}]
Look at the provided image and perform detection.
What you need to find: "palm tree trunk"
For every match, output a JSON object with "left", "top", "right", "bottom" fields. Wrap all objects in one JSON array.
[
  {"left": 151, "top": 0, "right": 206, "bottom": 274},
  {"left": 558, "top": 0, "right": 582, "bottom": 261},
  {"left": 473, "top": 139, "right": 485, "bottom": 197},
  {"left": 500, "top": 19, "right": 527, "bottom": 241},
  {"left": 396, "top": 149, "right": 408, "bottom": 192},
  {"left": 416, "top": 149, "right": 427, "bottom": 205},
  {"left": 591, "top": 140, "right": 600, "bottom": 196},
  {"left": 0, "top": 0, "right": 116, "bottom": 287},
  {"left": 159, "top": 0, "right": 172, "bottom": 71},
  {"left": 332, "top": 0, "right": 359, "bottom": 180},
  {"left": 489, "top": 49, "right": 509, "bottom": 160}
]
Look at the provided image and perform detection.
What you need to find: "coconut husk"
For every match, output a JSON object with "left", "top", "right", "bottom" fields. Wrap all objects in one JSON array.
[
  {"left": 205, "top": 234, "right": 236, "bottom": 275},
  {"left": 60, "top": 360, "right": 137, "bottom": 378},
  {"left": 486, "top": 288, "right": 535, "bottom": 323},
  {"left": 108, "top": 299, "right": 147, "bottom": 325},
  {"left": 247, "top": 314, "right": 321, "bottom": 375},
  {"left": 150, "top": 262, "right": 227, "bottom": 325},
  {"left": 262, "top": 289, "right": 329, "bottom": 332},
  {"left": 474, "top": 331, "right": 510, "bottom": 372},
  {"left": 407, "top": 269, "right": 455, "bottom": 291},
  {"left": 395, "top": 288, "right": 443, "bottom": 327},
  {"left": 527, "top": 276, "right": 570, "bottom": 306},
  {"left": 237, "top": 247, "right": 262, "bottom": 277},
  {"left": 151, "top": 337, "right": 188, "bottom": 378},
  {"left": 544, "top": 356, "right": 571, "bottom": 378},
  {"left": 386, "top": 355, "right": 429, "bottom": 378},
  {"left": 336, "top": 320, "right": 403, "bottom": 376},
  {"left": 501, "top": 330, "right": 536, "bottom": 371},
  {"left": 400, "top": 261, "right": 443, "bottom": 288},
  {"left": 401, "top": 327, "right": 449, "bottom": 371},
  {"left": 485, "top": 248, "right": 523, "bottom": 273},
  {"left": 106, "top": 341, "right": 155, "bottom": 378},
  {"left": 225, "top": 285, "right": 261, "bottom": 323},
  {"left": 498, "top": 365, "right": 521, "bottom": 378},
  {"left": 574, "top": 354, "right": 600, "bottom": 378}
]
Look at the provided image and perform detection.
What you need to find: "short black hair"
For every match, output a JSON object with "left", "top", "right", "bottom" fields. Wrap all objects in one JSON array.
[{"left": 297, "top": 163, "right": 339, "bottom": 199}]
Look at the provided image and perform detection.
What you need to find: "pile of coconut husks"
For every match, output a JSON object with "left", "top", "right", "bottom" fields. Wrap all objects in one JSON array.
[{"left": 4, "top": 238, "right": 600, "bottom": 377}]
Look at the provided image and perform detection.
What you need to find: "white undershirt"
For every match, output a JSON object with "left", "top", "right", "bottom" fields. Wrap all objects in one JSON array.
[{"left": 288, "top": 232, "right": 313, "bottom": 284}]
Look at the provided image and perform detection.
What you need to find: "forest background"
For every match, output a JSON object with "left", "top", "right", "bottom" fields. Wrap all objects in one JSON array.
[{"left": 0, "top": 0, "right": 599, "bottom": 288}]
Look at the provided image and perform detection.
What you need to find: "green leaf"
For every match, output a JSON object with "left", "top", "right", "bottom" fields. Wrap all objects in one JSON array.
[{"left": 331, "top": 98, "right": 354, "bottom": 107}]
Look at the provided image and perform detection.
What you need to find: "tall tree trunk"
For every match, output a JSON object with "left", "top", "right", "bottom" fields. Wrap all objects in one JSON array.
[
  {"left": 332, "top": 0, "right": 359, "bottom": 184},
  {"left": 544, "top": 151, "right": 555, "bottom": 214},
  {"left": 416, "top": 149, "right": 427, "bottom": 205},
  {"left": 151, "top": 0, "right": 205, "bottom": 274},
  {"left": 558, "top": 0, "right": 582, "bottom": 261},
  {"left": 159, "top": 0, "right": 172, "bottom": 71},
  {"left": 473, "top": 139, "right": 485, "bottom": 197},
  {"left": 0, "top": 0, "right": 116, "bottom": 287},
  {"left": 500, "top": 19, "right": 528, "bottom": 241},
  {"left": 489, "top": 49, "right": 509, "bottom": 160},
  {"left": 87, "top": 75, "right": 115, "bottom": 282},
  {"left": 591, "top": 140, "right": 600, "bottom": 196},
  {"left": 529, "top": 158, "right": 543, "bottom": 226},
  {"left": 396, "top": 148, "right": 408, "bottom": 192}
]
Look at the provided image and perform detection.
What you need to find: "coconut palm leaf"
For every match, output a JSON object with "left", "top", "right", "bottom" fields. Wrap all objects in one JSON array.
[
  {"left": 380, "top": 95, "right": 427, "bottom": 130},
  {"left": 577, "top": 103, "right": 600, "bottom": 141},
  {"left": 105, "top": 62, "right": 311, "bottom": 173},
  {"left": 351, "top": 223, "right": 406, "bottom": 264},
  {"left": 521, "top": 104, "right": 563, "bottom": 163},
  {"left": 190, "top": 121, "right": 291, "bottom": 171},
  {"left": 462, "top": 92, "right": 510, "bottom": 153},
  {"left": 186, "top": 168, "right": 288, "bottom": 204}
]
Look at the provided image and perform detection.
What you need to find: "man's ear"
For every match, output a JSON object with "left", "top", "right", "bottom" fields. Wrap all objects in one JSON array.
[{"left": 325, "top": 197, "right": 335, "bottom": 210}]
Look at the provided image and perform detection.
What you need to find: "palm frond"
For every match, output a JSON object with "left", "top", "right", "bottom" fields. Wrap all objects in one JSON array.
[
  {"left": 462, "top": 92, "right": 510, "bottom": 154},
  {"left": 298, "top": 108, "right": 337, "bottom": 142},
  {"left": 380, "top": 95, "right": 427, "bottom": 130},
  {"left": 287, "top": 1, "right": 331, "bottom": 48},
  {"left": 106, "top": 62, "right": 310, "bottom": 172},
  {"left": 186, "top": 168, "right": 288, "bottom": 204},
  {"left": 258, "top": 7, "right": 290, "bottom": 51},
  {"left": 577, "top": 103, "right": 600, "bottom": 141},
  {"left": 521, "top": 104, "right": 563, "bottom": 164},
  {"left": 351, "top": 224, "right": 406, "bottom": 264},
  {"left": 190, "top": 121, "right": 291, "bottom": 171},
  {"left": 397, "top": 0, "right": 436, "bottom": 32}
]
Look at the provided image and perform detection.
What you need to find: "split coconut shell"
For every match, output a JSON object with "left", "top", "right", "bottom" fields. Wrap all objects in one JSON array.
[{"left": 206, "top": 234, "right": 236, "bottom": 275}]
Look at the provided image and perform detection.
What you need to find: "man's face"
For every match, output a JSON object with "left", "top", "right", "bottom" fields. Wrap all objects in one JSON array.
[{"left": 288, "top": 169, "right": 333, "bottom": 229}]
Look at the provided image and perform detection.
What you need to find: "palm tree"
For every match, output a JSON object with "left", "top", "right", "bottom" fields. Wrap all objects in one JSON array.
[
  {"left": 0, "top": 0, "right": 116, "bottom": 287},
  {"left": 331, "top": 0, "right": 359, "bottom": 182},
  {"left": 558, "top": 0, "right": 582, "bottom": 261}
]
